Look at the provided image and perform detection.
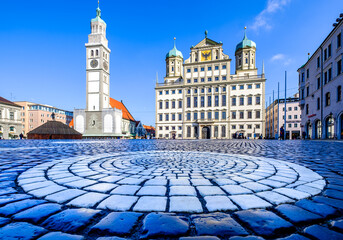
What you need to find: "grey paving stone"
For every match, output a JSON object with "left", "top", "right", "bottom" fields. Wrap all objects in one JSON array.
[
  {"left": 275, "top": 234, "right": 310, "bottom": 240},
  {"left": 170, "top": 186, "right": 197, "bottom": 196},
  {"left": 275, "top": 204, "right": 322, "bottom": 224},
  {"left": 133, "top": 196, "right": 167, "bottom": 212},
  {"left": 0, "top": 194, "right": 32, "bottom": 206},
  {"left": 13, "top": 203, "right": 62, "bottom": 224},
  {"left": 330, "top": 219, "right": 343, "bottom": 232},
  {"left": 234, "top": 209, "right": 294, "bottom": 237},
  {"left": 42, "top": 208, "right": 101, "bottom": 233},
  {"left": 0, "top": 199, "right": 46, "bottom": 217},
  {"left": 0, "top": 187, "right": 17, "bottom": 196},
  {"left": 45, "top": 189, "right": 86, "bottom": 203},
  {"left": 229, "top": 194, "right": 272, "bottom": 209},
  {"left": 0, "top": 217, "right": 10, "bottom": 227},
  {"left": 323, "top": 189, "right": 343, "bottom": 200},
  {"left": 197, "top": 186, "right": 226, "bottom": 196},
  {"left": 38, "top": 232, "right": 84, "bottom": 240},
  {"left": 170, "top": 196, "right": 203, "bottom": 213},
  {"left": 84, "top": 183, "right": 118, "bottom": 193},
  {"left": 304, "top": 224, "right": 343, "bottom": 240},
  {"left": 110, "top": 185, "right": 140, "bottom": 195},
  {"left": 180, "top": 236, "right": 221, "bottom": 240},
  {"left": 192, "top": 212, "right": 248, "bottom": 237},
  {"left": 91, "top": 212, "right": 142, "bottom": 235},
  {"left": 295, "top": 199, "right": 338, "bottom": 218},
  {"left": 136, "top": 186, "right": 167, "bottom": 196},
  {"left": 229, "top": 236, "right": 265, "bottom": 240},
  {"left": 67, "top": 192, "right": 108, "bottom": 208},
  {"left": 313, "top": 196, "right": 343, "bottom": 209},
  {"left": 273, "top": 188, "right": 311, "bottom": 200},
  {"left": 221, "top": 185, "right": 253, "bottom": 195},
  {"left": 0, "top": 222, "right": 47, "bottom": 240},
  {"left": 97, "top": 195, "right": 138, "bottom": 211},
  {"left": 142, "top": 213, "right": 189, "bottom": 238},
  {"left": 204, "top": 196, "right": 238, "bottom": 211},
  {"left": 256, "top": 191, "right": 294, "bottom": 205}
]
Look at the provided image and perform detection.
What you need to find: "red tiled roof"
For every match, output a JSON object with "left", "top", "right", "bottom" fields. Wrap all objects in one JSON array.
[
  {"left": 0, "top": 97, "right": 20, "bottom": 107},
  {"left": 143, "top": 125, "right": 155, "bottom": 131},
  {"left": 110, "top": 98, "right": 135, "bottom": 121},
  {"left": 69, "top": 118, "right": 74, "bottom": 128}
]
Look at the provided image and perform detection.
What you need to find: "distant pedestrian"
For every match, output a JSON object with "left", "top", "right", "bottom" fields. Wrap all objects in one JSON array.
[
  {"left": 280, "top": 126, "right": 284, "bottom": 140},
  {"left": 19, "top": 133, "right": 23, "bottom": 139},
  {"left": 302, "top": 131, "right": 306, "bottom": 140}
]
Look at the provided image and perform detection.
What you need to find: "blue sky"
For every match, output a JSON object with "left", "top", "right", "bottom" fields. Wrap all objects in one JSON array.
[{"left": 1, "top": 0, "right": 342, "bottom": 126}]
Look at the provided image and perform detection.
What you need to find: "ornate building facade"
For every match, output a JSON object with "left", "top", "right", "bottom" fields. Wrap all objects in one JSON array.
[
  {"left": 74, "top": 3, "right": 122, "bottom": 137},
  {"left": 156, "top": 30, "right": 266, "bottom": 139}
]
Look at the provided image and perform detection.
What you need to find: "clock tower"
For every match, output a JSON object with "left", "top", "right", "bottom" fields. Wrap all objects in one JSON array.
[{"left": 85, "top": 2, "right": 110, "bottom": 111}]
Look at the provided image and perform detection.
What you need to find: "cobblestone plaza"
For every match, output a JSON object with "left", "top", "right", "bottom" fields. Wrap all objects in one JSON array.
[{"left": 0, "top": 140, "right": 343, "bottom": 239}]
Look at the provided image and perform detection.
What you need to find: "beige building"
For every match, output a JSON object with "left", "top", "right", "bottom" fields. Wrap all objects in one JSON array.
[
  {"left": 265, "top": 94, "right": 301, "bottom": 139},
  {"left": 156, "top": 30, "right": 266, "bottom": 139},
  {"left": 15, "top": 101, "right": 73, "bottom": 137},
  {"left": 0, "top": 97, "right": 22, "bottom": 139}
]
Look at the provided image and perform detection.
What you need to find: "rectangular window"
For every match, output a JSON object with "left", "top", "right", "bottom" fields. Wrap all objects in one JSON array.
[
  {"left": 317, "top": 56, "right": 320, "bottom": 68},
  {"left": 248, "top": 97, "right": 252, "bottom": 105},
  {"left": 222, "top": 95, "right": 226, "bottom": 106},
  {"left": 194, "top": 112, "right": 198, "bottom": 120},
  {"left": 223, "top": 87, "right": 226, "bottom": 92},
  {"left": 179, "top": 114, "right": 182, "bottom": 121},
  {"left": 306, "top": 86, "right": 309, "bottom": 97},
  {"left": 288, "top": 123, "right": 292, "bottom": 128},
  {"left": 240, "top": 125, "right": 244, "bottom": 129},
  {"left": 187, "top": 89, "right": 191, "bottom": 94},
  {"left": 232, "top": 125, "right": 236, "bottom": 129},
  {"left": 338, "top": 33, "right": 342, "bottom": 48},
  {"left": 208, "top": 66, "right": 212, "bottom": 71},
  {"left": 222, "top": 65, "right": 226, "bottom": 69},
  {"left": 222, "top": 76, "right": 227, "bottom": 80},
  {"left": 222, "top": 111, "right": 226, "bottom": 119},
  {"left": 10, "top": 112, "right": 14, "bottom": 120},
  {"left": 201, "top": 78, "right": 205, "bottom": 82},
  {"left": 232, "top": 112, "right": 236, "bottom": 119},
  {"left": 201, "top": 96, "right": 205, "bottom": 107},
  {"left": 178, "top": 100, "right": 182, "bottom": 108},
  {"left": 187, "top": 69, "right": 191, "bottom": 73},
  {"left": 208, "top": 88, "right": 212, "bottom": 93},
  {"left": 317, "top": 77, "right": 321, "bottom": 89},
  {"left": 208, "top": 96, "right": 212, "bottom": 107},
  {"left": 256, "top": 111, "right": 261, "bottom": 118},
  {"left": 324, "top": 48, "right": 327, "bottom": 61},
  {"left": 187, "top": 79, "right": 191, "bottom": 83},
  {"left": 338, "top": 59, "right": 342, "bottom": 76},
  {"left": 165, "top": 114, "right": 169, "bottom": 121},
  {"left": 328, "top": 44, "right": 332, "bottom": 58},
  {"left": 201, "top": 67, "right": 205, "bottom": 71},
  {"left": 215, "top": 66, "right": 219, "bottom": 70},
  {"left": 194, "top": 97, "right": 198, "bottom": 108},
  {"left": 215, "top": 77, "right": 219, "bottom": 81},
  {"left": 294, "top": 115, "right": 298, "bottom": 119},
  {"left": 194, "top": 68, "right": 198, "bottom": 72},
  {"left": 215, "top": 96, "right": 219, "bottom": 106},
  {"left": 187, "top": 126, "right": 191, "bottom": 138},
  {"left": 294, "top": 123, "right": 298, "bottom": 128},
  {"left": 166, "top": 90, "right": 169, "bottom": 95},
  {"left": 159, "top": 102, "right": 163, "bottom": 109},
  {"left": 247, "top": 125, "right": 252, "bottom": 129},
  {"left": 172, "top": 90, "right": 175, "bottom": 94},
  {"left": 328, "top": 68, "right": 332, "bottom": 81},
  {"left": 159, "top": 114, "right": 163, "bottom": 121},
  {"left": 240, "top": 85, "right": 244, "bottom": 90},
  {"left": 159, "top": 91, "right": 162, "bottom": 95},
  {"left": 248, "top": 84, "right": 252, "bottom": 89},
  {"left": 165, "top": 101, "right": 169, "bottom": 109},
  {"left": 326, "top": 92, "right": 331, "bottom": 106},
  {"left": 256, "top": 96, "right": 260, "bottom": 105},
  {"left": 215, "top": 112, "right": 219, "bottom": 120},
  {"left": 179, "top": 90, "right": 182, "bottom": 94},
  {"left": 288, "top": 115, "right": 292, "bottom": 119},
  {"left": 194, "top": 78, "right": 198, "bottom": 83},
  {"left": 208, "top": 77, "right": 212, "bottom": 82},
  {"left": 187, "top": 97, "right": 191, "bottom": 108},
  {"left": 239, "top": 97, "right": 244, "bottom": 106},
  {"left": 172, "top": 114, "right": 175, "bottom": 121},
  {"left": 256, "top": 124, "right": 260, "bottom": 129},
  {"left": 208, "top": 112, "right": 212, "bottom": 120},
  {"left": 232, "top": 85, "right": 236, "bottom": 90},
  {"left": 248, "top": 111, "right": 252, "bottom": 119},
  {"left": 239, "top": 111, "right": 244, "bottom": 119},
  {"left": 232, "top": 98, "right": 236, "bottom": 106},
  {"left": 201, "top": 112, "right": 205, "bottom": 120},
  {"left": 256, "top": 84, "right": 261, "bottom": 88},
  {"left": 187, "top": 113, "right": 191, "bottom": 120},
  {"left": 324, "top": 71, "right": 328, "bottom": 84}
]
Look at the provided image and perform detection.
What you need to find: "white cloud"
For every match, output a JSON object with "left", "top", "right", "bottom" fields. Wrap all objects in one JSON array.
[
  {"left": 250, "top": 0, "right": 291, "bottom": 31},
  {"left": 270, "top": 53, "right": 292, "bottom": 66}
]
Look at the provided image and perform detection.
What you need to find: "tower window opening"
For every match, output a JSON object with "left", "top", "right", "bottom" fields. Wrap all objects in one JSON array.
[
  {"left": 245, "top": 58, "right": 248, "bottom": 64},
  {"left": 91, "top": 50, "right": 94, "bottom": 57},
  {"left": 96, "top": 50, "right": 99, "bottom": 56}
]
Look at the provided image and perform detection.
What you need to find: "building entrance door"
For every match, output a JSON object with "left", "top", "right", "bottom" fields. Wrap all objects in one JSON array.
[{"left": 202, "top": 126, "right": 211, "bottom": 139}]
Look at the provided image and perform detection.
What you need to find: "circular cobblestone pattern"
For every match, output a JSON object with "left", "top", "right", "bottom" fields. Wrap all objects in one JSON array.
[
  {"left": 18, "top": 151, "right": 325, "bottom": 213},
  {"left": 0, "top": 140, "right": 343, "bottom": 240}
]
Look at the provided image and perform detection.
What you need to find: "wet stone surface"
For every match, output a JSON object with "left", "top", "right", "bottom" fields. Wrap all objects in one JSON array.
[{"left": 0, "top": 139, "right": 343, "bottom": 239}]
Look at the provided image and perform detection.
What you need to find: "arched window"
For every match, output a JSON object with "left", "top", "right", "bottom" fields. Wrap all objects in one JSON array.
[
  {"left": 96, "top": 50, "right": 99, "bottom": 56},
  {"left": 221, "top": 126, "right": 226, "bottom": 137},
  {"left": 325, "top": 92, "right": 331, "bottom": 106},
  {"left": 245, "top": 58, "right": 248, "bottom": 64},
  {"left": 91, "top": 50, "right": 94, "bottom": 57},
  {"left": 337, "top": 85, "right": 342, "bottom": 101},
  {"left": 214, "top": 126, "right": 218, "bottom": 138}
]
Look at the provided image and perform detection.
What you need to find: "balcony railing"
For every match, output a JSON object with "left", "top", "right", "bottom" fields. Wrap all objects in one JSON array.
[
  {"left": 230, "top": 74, "right": 265, "bottom": 81},
  {"left": 156, "top": 80, "right": 184, "bottom": 87}
]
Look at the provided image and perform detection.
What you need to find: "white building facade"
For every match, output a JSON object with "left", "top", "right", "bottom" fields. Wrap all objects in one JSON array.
[
  {"left": 0, "top": 97, "right": 22, "bottom": 139},
  {"left": 156, "top": 31, "right": 266, "bottom": 139},
  {"left": 298, "top": 15, "right": 343, "bottom": 139},
  {"left": 74, "top": 4, "right": 122, "bottom": 138}
]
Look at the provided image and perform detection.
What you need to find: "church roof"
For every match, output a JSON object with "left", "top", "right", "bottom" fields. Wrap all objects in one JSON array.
[
  {"left": 109, "top": 98, "right": 135, "bottom": 121},
  {"left": 91, "top": 5, "right": 105, "bottom": 24},
  {"left": 0, "top": 96, "right": 21, "bottom": 107},
  {"left": 28, "top": 121, "right": 82, "bottom": 136},
  {"left": 235, "top": 29, "right": 256, "bottom": 52}
]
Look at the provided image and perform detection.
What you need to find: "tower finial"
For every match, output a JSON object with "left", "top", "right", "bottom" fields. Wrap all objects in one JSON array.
[
  {"left": 96, "top": 0, "right": 101, "bottom": 17},
  {"left": 174, "top": 37, "right": 176, "bottom": 48},
  {"left": 205, "top": 30, "right": 208, "bottom": 38},
  {"left": 244, "top": 26, "right": 247, "bottom": 39},
  {"left": 308, "top": 53, "right": 310, "bottom": 60},
  {"left": 262, "top": 60, "right": 265, "bottom": 74}
]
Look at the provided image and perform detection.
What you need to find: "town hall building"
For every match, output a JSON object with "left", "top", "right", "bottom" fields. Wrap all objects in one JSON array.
[{"left": 155, "top": 30, "right": 266, "bottom": 139}]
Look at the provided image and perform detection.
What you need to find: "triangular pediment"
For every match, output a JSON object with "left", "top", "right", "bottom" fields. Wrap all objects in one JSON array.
[{"left": 193, "top": 38, "right": 221, "bottom": 48}]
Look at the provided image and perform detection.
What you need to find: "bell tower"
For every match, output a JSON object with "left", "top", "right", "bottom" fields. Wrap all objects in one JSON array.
[
  {"left": 235, "top": 27, "right": 257, "bottom": 75},
  {"left": 85, "top": 1, "right": 111, "bottom": 112},
  {"left": 165, "top": 38, "right": 183, "bottom": 83}
]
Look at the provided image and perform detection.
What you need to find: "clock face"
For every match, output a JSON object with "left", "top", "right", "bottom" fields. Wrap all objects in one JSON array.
[
  {"left": 201, "top": 50, "right": 212, "bottom": 61},
  {"left": 90, "top": 59, "right": 98, "bottom": 68},
  {"left": 103, "top": 62, "right": 108, "bottom": 71}
]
